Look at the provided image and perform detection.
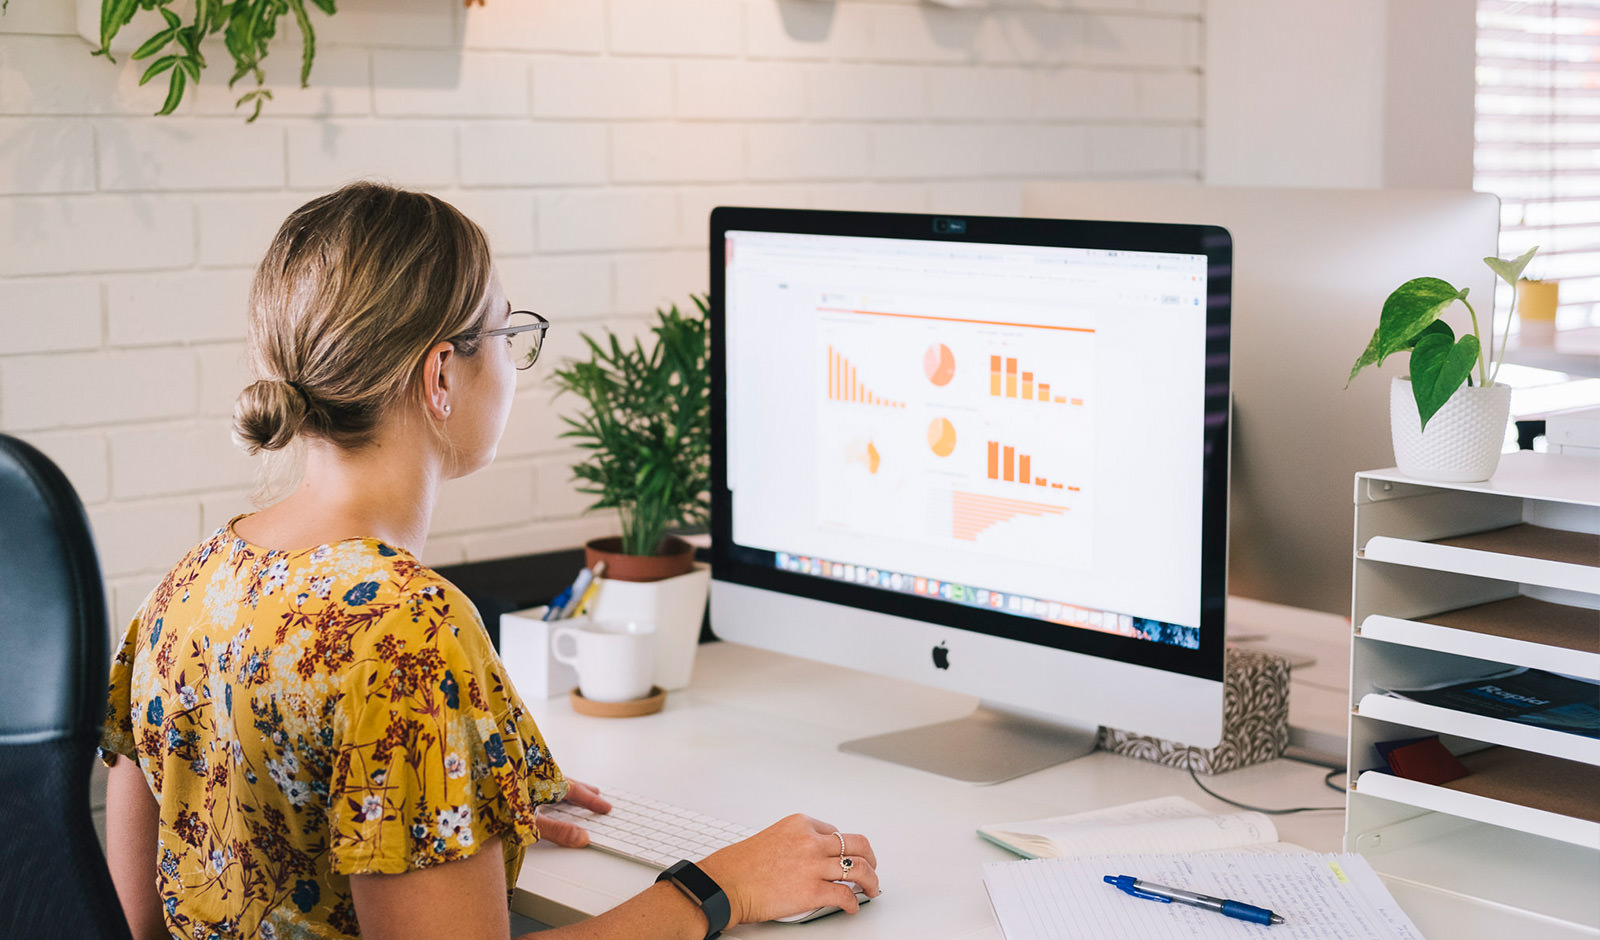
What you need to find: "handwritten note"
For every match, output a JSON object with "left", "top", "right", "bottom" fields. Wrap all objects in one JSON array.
[{"left": 982, "top": 852, "right": 1425, "bottom": 939}]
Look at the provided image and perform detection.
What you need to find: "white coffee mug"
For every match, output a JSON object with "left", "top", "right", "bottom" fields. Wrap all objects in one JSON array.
[{"left": 551, "top": 620, "right": 657, "bottom": 703}]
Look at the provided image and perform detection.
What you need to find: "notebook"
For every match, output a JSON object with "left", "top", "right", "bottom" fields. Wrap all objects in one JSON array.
[
  {"left": 982, "top": 852, "right": 1424, "bottom": 940},
  {"left": 977, "top": 795, "right": 1298, "bottom": 859}
]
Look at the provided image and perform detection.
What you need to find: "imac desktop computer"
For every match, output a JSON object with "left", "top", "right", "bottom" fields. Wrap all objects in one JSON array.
[{"left": 708, "top": 208, "right": 1234, "bottom": 784}]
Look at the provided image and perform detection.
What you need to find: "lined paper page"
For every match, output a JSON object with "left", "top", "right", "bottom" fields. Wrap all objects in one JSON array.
[{"left": 982, "top": 853, "right": 1425, "bottom": 940}]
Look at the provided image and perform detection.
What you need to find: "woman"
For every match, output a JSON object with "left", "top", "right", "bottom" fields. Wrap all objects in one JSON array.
[{"left": 100, "top": 182, "right": 879, "bottom": 940}]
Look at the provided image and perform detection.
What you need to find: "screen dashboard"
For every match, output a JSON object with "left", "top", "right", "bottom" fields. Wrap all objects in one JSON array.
[{"left": 709, "top": 209, "right": 1232, "bottom": 681}]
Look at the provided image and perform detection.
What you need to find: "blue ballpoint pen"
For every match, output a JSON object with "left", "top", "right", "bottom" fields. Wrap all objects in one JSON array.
[
  {"left": 542, "top": 585, "right": 575, "bottom": 621},
  {"left": 1104, "top": 875, "right": 1285, "bottom": 926}
]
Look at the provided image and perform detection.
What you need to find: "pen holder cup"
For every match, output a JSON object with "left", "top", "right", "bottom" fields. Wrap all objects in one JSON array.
[
  {"left": 1098, "top": 647, "right": 1290, "bottom": 774},
  {"left": 499, "top": 607, "right": 581, "bottom": 700}
]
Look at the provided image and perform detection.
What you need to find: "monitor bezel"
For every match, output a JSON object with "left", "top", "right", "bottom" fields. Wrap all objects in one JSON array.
[{"left": 708, "top": 206, "right": 1232, "bottom": 684}]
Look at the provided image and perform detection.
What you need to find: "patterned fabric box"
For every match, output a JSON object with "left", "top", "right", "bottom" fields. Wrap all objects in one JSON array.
[{"left": 1097, "top": 647, "right": 1290, "bottom": 775}]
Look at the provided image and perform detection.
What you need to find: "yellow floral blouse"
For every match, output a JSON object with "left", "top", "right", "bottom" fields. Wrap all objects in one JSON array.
[{"left": 99, "top": 519, "right": 567, "bottom": 940}]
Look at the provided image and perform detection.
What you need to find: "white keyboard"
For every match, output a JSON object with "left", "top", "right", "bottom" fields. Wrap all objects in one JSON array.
[
  {"left": 539, "top": 787, "right": 760, "bottom": 869},
  {"left": 540, "top": 787, "right": 872, "bottom": 925}
]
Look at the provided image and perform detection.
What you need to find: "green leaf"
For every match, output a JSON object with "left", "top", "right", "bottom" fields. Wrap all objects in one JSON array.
[
  {"left": 1409, "top": 332, "right": 1480, "bottom": 431},
  {"left": 97, "top": 0, "right": 140, "bottom": 60},
  {"left": 156, "top": 65, "right": 187, "bottom": 116},
  {"left": 235, "top": 88, "right": 272, "bottom": 122},
  {"left": 1483, "top": 245, "right": 1538, "bottom": 288},
  {"left": 1348, "top": 277, "right": 1464, "bottom": 386},
  {"left": 140, "top": 54, "right": 179, "bottom": 85},
  {"left": 173, "top": 25, "right": 203, "bottom": 61},
  {"left": 159, "top": 5, "right": 180, "bottom": 29},
  {"left": 288, "top": 0, "right": 316, "bottom": 87},
  {"left": 131, "top": 27, "right": 175, "bottom": 60},
  {"left": 1408, "top": 318, "right": 1454, "bottom": 348}
]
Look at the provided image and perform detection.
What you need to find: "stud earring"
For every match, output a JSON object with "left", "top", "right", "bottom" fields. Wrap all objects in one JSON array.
[{"left": 443, "top": 404, "right": 452, "bottom": 416}]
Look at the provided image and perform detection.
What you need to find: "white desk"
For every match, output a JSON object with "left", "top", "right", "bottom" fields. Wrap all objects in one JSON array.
[{"left": 511, "top": 642, "right": 1346, "bottom": 938}]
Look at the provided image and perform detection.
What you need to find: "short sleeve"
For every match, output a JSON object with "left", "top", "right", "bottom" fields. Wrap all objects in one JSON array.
[
  {"left": 327, "top": 590, "right": 566, "bottom": 876},
  {"left": 97, "top": 611, "right": 144, "bottom": 766}
]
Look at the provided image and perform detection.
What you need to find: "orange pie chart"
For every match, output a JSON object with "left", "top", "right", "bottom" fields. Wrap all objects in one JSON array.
[
  {"left": 924, "top": 343, "right": 955, "bottom": 386},
  {"left": 927, "top": 417, "right": 957, "bottom": 457}
]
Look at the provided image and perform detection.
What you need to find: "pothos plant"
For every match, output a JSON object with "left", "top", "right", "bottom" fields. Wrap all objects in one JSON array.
[
  {"left": 93, "top": 0, "right": 337, "bottom": 121},
  {"left": 549, "top": 297, "right": 712, "bottom": 558},
  {"left": 1348, "top": 246, "right": 1539, "bottom": 430}
]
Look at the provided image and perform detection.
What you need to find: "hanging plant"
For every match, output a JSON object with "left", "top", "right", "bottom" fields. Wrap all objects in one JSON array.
[{"left": 93, "top": 0, "right": 337, "bottom": 121}]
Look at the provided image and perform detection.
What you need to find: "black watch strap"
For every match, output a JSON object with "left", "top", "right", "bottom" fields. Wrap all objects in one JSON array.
[{"left": 656, "top": 859, "right": 731, "bottom": 940}]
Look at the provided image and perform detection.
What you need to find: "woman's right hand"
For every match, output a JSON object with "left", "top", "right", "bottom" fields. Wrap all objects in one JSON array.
[{"left": 696, "top": 814, "right": 880, "bottom": 928}]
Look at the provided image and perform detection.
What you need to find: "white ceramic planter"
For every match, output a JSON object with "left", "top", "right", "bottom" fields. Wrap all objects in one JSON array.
[
  {"left": 1390, "top": 377, "right": 1513, "bottom": 483},
  {"left": 588, "top": 563, "right": 712, "bottom": 692}
]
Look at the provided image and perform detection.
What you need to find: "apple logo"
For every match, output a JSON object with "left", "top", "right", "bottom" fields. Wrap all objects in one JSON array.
[{"left": 931, "top": 642, "right": 950, "bottom": 670}]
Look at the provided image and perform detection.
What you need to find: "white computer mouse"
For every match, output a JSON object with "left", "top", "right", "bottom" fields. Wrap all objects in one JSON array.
[{"left": 772, "top": 883, "right": 873, "bottom": 925}]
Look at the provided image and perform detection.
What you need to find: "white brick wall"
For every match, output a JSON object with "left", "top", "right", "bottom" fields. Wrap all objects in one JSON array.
[
  {"left": 0, "top": 119, "right": 96, "bottom": 193},
  {"left": 286, "top": 121, "right": 458, "bottom": 190},
  {"left": 459, "top": 122, "right": 609, "bottom": 187},
  {"left": 0, "top": 278, "right": 102, "bottom": 353},
  {"left": 0, "top": 0, "right": 1203, "bottom": 611},
  {"left": 106, "top": 271, "right": 253, "bottom": 346}
]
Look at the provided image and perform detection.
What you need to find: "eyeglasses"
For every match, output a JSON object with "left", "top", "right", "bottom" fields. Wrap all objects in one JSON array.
[{"left": 474, "top": 310, "right": 549, "bottom": 371}]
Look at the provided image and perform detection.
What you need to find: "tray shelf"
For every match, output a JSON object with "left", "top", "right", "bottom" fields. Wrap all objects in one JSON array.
[
  {"left": 1361, "top": 525, "right": 1600, "bottom": 594},
  {"left": 1355, "top": 694, "right": 1600, "bottom": 766},
  {"left": 1352, "top": 746, "right": 1600, "bottom": 848},
  {"left": 1358, "top": 597, "right": 1600, "bottom": 679},
  {"left": 1344, "top": 803, "right": 1600, "bottom": 934}
]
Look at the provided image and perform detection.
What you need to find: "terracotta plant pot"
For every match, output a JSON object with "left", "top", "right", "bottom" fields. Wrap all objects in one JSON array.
[{"left": 585, "top": 535, "right": 696, "bottom": 583}]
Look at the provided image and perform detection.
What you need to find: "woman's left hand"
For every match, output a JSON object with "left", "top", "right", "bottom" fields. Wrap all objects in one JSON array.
[{"left": 535, "top": 779, "right": 614, "bottom": 848}]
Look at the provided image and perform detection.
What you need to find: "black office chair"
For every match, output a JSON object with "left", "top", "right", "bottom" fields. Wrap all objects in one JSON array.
[{"left": 0, "top": 434, "right": 133, "bottom": 940}]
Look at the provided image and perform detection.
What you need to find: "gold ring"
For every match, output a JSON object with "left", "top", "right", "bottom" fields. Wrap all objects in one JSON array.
[
  {"left": 840, "top": 856, "right": 854, "bottom": 878},
  {"left": 834, "top": 831, "right": 846, "bottom": 857}
]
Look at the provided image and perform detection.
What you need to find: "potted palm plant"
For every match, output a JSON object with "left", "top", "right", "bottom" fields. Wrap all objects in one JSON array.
[
  {"left": 548, "top": 297, "right": 712, "bottom": 690},
  {"left": 1348, "top": 246, "right": 1537, "bottom": 482}
]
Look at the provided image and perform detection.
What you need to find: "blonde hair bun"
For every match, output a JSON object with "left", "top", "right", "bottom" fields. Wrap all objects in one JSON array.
[
  {"left": 236, "top": 182, "right": 492, "bottom": 455},
  {"left": 232, "top": 378, "right": 312, "bottom": 455}
]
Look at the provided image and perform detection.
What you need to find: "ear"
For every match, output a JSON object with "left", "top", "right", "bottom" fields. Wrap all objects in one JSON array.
[{"left": 421, "top": 340, "right": 457, "bottom": 420}]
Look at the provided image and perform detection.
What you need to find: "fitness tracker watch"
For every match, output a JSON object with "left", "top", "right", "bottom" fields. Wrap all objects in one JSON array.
[{"left": 656, "top": 859, "right": 731, "bottom": 940}]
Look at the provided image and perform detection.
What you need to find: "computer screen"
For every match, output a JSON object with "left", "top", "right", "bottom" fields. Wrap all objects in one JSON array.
[{"left": 708, "top": 208, "right": 1233, "bottom": 783}]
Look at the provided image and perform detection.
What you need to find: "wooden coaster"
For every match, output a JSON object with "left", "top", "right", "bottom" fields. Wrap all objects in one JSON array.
[{"left": 570, "top": 686, "right": 666, "bottom": 718}]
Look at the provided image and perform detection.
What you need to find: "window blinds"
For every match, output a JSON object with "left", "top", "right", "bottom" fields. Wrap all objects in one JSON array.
[{"left": 1476, "top": 0, "right": 1600, "bottom": 329}]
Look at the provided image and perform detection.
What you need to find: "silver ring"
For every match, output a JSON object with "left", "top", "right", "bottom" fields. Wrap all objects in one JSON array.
[
  {"left": 834, "top": 831, "right": 846, "bottom": 857},
  {"left": 840, "top": 856, "right": 854, "bottom": 878}
]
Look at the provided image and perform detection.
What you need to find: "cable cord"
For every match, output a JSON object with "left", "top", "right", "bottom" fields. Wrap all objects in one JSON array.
[{"left": 1184, "top": 749, "right": 1345, "bottom": 815}]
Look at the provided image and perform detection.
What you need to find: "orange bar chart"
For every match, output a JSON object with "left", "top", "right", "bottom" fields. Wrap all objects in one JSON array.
[
  {"left": 827, "top": 345, "right": 906, "bottom": 408},
  {"left": 986, "top": 440, "right": 1073, "bottom": 491},
  {"left": 988, "top": 355, "right": 1081, "bottom": 406},
  {"left": 951, "top": 490, "right": 1067, "bottom": 541}
]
